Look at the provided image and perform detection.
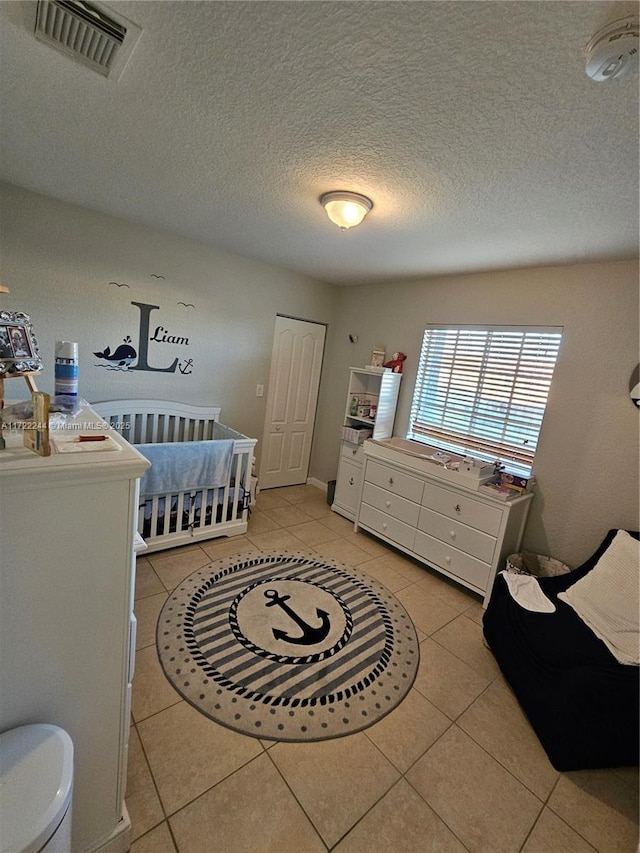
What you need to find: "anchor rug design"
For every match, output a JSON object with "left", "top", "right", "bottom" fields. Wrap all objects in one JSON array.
[{"left": 157, "top": 551, "right": 419, "bottom": 741}]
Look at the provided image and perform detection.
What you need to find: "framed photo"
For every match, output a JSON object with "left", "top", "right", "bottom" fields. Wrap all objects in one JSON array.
[
  {"left": 0, "top": 311, "right": 43, "bottom": 376},
  {"left": 370, "top": 348, "right": 385, "bottom": 368}
]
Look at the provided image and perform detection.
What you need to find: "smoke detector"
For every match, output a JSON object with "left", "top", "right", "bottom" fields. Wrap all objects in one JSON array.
[
  {"left": 35, "top": 0, "right": 141, "bottom": 80},
  {"left": 585, "top": 16, "right": 638, "bottom": 82}
]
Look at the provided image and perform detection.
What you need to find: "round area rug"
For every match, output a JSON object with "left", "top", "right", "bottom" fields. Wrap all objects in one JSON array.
[{"left": 157, "top": 550, "right": 419, "bottom": 741}]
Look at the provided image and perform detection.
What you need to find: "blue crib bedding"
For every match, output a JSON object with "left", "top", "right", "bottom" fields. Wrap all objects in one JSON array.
[{"left": 134, "top": 440, "right": 235, "bottom": 497}]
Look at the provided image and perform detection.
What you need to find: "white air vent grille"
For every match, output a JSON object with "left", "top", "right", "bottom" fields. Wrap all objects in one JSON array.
[{"left": 35, "top": 0, "right": 136, "bottom": 78}]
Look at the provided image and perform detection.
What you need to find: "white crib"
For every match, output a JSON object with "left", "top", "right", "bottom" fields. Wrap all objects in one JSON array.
[{"left": 93, "top": 399, "right": 257, "bottom": 553}]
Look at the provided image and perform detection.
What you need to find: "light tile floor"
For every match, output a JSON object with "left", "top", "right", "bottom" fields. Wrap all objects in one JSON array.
[{"left": 127, "top": 484, "right": 639, "bottom": 853}]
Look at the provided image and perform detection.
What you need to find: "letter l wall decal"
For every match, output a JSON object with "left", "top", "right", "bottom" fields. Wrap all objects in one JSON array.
[{"left": 129, "top": 301, "right": 179, "bottom": 373}]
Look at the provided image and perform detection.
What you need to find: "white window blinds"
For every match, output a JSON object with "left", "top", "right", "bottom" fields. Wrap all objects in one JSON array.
[{"left": 408, "top": 326, "right": 562, "bottom": 472}]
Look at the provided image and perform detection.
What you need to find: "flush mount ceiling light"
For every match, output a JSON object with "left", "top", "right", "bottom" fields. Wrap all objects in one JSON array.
[{"left": 320, "top": 191, "right": 373, "bottom": 231}]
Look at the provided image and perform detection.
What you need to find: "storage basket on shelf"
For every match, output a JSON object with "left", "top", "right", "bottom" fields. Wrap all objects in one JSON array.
[{"left": 340, "top": 425, "right": 373, "bottom": 444}]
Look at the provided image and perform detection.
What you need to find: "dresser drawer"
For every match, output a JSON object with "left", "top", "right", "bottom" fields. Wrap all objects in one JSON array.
[
  {"left": 362, "top": 482, "right": 420, "bottom": 527},
  {"left": 341, "top": 441, "right": 364, "bottom": 465},
  {"left": 422, "top": 482, "right": 502, "bottom": 535},
  {"left": 418, "top": 507, "right": 497, "bottom": 564},
  {"left": 365, "top": 459, "right": 424, "bottom": 503},
  {"left": 414, "top": 531, "right": 491, "bottom": 591},
  {"left": 359, "top": 504, "right": 416, "bottom": 551}
]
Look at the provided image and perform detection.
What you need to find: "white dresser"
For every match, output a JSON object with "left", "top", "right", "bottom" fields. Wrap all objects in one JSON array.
[
  {"left": 355, "top": 441, "right": 532, "bottom": 605},
  {"left": 0, "top": 405, "right": 149, "bottom": 852}
]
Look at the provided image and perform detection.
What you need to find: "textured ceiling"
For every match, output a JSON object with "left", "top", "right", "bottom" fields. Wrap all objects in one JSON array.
[{"left": 0, "top": 1, "right": 638, "bottom": 285}]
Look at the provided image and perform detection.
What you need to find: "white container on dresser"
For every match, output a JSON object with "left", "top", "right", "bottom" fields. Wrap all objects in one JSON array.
[
  {"left": 0, "top": 403, "right": 149, "bottom": 852},
  {"left": 355, "top": 440, "right": 533, "bottom": 606},
  {"left": 332, "top": 367, "right": 401, "bottom": 521}
]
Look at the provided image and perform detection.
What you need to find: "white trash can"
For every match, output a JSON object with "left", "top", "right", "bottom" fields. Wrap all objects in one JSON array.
[{"left": 0, "top": 724, "right": 74, "bottom": 853}]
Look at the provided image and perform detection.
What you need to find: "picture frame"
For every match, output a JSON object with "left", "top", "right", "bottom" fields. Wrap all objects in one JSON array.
[
  {"left": 0, "top": 311, "right": 43, "bottom": 376},
  {"left": 370, "top": 348, "right": 386, "bottom": 368}
]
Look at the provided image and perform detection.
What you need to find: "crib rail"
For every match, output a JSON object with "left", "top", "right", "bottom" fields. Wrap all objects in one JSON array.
[{"left": 93, "top": 399, "right": 222, "bottom": 444}]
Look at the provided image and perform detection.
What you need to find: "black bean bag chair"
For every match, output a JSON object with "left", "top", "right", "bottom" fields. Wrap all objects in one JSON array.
[{"left": 482, "top": 529, "right": 639, "bottom": 771}]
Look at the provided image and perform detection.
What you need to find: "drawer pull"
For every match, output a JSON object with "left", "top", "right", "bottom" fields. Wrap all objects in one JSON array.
[
  {"left": 352, "top": 448, "right": 357, "bottom": 455},
  {"left": 454, "top": 504, "right": 461, "bottom": 513},
  {"left": 449, "top": 530, "right": 456, "bottom": 539},
  {"left": 349, "top": 477, "right": 354, "bottom": 486},
  {"left": 388, "top": 477, "right": 394, "bottom": 485},
  {"left": 382, "top": 522, "right": 388, "bottom": 530},
  {"left": 445, "top": 555, "right": 452, "bottom": 564},
  {"left": 385, "top": 501, "right": 391, "bottom": 508}
]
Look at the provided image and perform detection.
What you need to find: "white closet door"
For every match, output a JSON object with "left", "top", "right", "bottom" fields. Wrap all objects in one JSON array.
[{"left": 260, "top": 315, "right": 326, "bottom": 489}]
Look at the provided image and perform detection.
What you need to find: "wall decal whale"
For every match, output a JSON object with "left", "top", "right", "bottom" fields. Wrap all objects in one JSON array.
[{"left": 93, "top": 342, "right": 137, "bottom": 367}]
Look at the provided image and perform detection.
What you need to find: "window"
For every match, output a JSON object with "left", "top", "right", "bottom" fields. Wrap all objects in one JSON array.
[{"left": 408, "top": 326, "right": 563, "bottom": 475}]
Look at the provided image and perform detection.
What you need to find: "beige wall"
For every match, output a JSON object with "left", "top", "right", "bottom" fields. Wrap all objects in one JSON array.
[
  {"left": 0, "top": 182, "right": 337, "bottom": 462},
  {"left": 314, "top": 260, "right": 639, "bottom": 566},
  {"left": 3, "top": 182, "right": 637, "bottom": 568}
]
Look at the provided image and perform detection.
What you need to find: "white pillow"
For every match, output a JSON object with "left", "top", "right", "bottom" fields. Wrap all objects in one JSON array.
[{"left": 558, "top": 530, "right": 639, "bottom": 665}]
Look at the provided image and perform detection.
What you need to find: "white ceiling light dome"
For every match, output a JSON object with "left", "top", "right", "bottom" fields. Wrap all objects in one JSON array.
[
  {"left": 585, "top": 16, "right": 638, "bottom": 82},
  {"left": 320, "top": 191, "right": 373, "bottom": 231}
]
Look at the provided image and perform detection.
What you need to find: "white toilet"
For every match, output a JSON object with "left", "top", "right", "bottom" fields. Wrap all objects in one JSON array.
[{"left": 0, "top": 724, "right": 74, "bottom": 853}]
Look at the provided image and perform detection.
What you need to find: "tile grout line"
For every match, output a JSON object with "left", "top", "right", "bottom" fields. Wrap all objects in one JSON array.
[
  {"left": 128, "top": 720, "right": 175, "bottom": 848},
  {"left": 263, "top": 748, "right": 330, "bottom": 852},
  {"left": 396, "top": 723, "right": 474, "bottom": 853},
  {"left": 134, "top": 724, "right": 274, "bottom": 850}
]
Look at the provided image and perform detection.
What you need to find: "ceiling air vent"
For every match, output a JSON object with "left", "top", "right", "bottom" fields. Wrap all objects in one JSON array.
[{"left": 35, "top": 0, "right": 141, "bottom": 80}]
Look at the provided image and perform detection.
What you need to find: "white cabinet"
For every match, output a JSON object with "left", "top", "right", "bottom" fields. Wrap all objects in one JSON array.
[
  {"left": 0, "top": 405, "right": 149, "bottom": 852},
  {"left": 333, "top": 443, "right": 364, "bottom": 518},
  {"left": 355, "top": 441, "right": 532, "bottom": 605},
  {"left": 332, "top": 368, "right": 401, "bottom": 520}
]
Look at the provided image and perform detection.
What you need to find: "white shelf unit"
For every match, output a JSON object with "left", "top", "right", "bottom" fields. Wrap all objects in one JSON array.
[{"left": 332, "top": 367, "right": 401, "bottom": 520}]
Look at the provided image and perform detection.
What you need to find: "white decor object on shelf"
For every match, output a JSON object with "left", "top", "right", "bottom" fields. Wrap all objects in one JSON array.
[{"left": 370, "top": 348, "right": 386, "bottom": 369}]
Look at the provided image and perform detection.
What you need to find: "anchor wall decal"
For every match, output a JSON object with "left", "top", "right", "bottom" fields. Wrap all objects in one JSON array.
[{"left": 264, "top": 589, "right": 331, "bottom": 645}]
